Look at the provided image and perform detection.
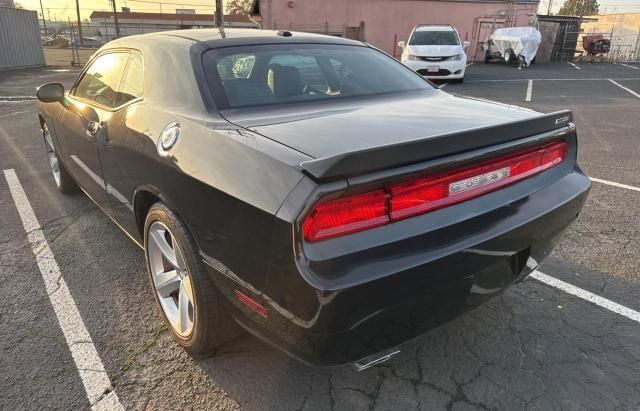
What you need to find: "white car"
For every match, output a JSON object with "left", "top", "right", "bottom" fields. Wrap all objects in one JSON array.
[{"left": 398, "top": 25, "right": 469, "bottom": 82}]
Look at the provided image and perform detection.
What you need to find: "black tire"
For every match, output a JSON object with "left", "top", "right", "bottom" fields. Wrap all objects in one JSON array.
[
  {"left": 456, "top": 77, "right": 464, "bottom": 84},
  {"left": 504, "top": 49, "right": 513, "bottom": 64},
  {"left": 42, "top": 122, "right": 79, "bottom": 194},
  {"left": 143, "top": 202, "right": 242, "bottom": 354},
  {"left": 484, "top": 50, "right": 491, "bottom": 64}
]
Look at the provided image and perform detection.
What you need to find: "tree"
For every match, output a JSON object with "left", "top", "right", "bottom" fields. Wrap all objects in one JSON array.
[
  {"left": 558, "top": 0, "right": 599, "bottom": 15},
  {"left": 226, "top": 0, "right": 252, "bottom": 15}
]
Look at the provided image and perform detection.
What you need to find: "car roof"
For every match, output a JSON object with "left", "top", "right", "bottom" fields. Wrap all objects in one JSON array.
[
  {"left": 104, "top": 28, "right": 363, "bottom": 50},
  {"left": 414, "top": 25, "right": 456, "bottom": 32},
  {"left": 92, "top": 29, "right": 368, "bottom": 118}
]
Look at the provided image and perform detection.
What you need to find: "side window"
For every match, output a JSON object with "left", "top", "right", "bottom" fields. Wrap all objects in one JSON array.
[
  {"left": 119, "top": 53, "right": 144, "bottom": 104},
  {"left": 73, "top": 53, "right": 128, "bottom": 108}
]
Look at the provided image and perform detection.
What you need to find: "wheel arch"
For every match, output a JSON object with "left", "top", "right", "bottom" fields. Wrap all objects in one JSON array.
[{"left": 132, "top": 185, "right": 194, "bottom": 244}]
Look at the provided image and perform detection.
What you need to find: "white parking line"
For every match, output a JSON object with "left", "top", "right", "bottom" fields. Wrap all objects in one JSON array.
[
  {"left": 620, "top": 63, "right": 639, "bottom": 70},
  {"left": 608, "top": 79, "right": 640, "bottom": 99},
  {"left": 3, "top": 169, "right": 123, "bottom": 410},
  {"left": 590, "top": 177, "right": 640, "bottom": 192},
  {"left": 531, "top": 271, "right": 640, "bottom": 324},
  {"left": 525, "top": 79, "right": 533, "bottom": 102},
  {"left": 568, "top": 62, "right": 581, "bottom": 70},
  {"left": 465, "top": 77, "right": 640, "bottom": 83},
  {"left": 0, "top": 95, "right": 36, "bottom": 99}
]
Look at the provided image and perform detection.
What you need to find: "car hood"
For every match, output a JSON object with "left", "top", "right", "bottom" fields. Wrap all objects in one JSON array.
[
  {"left": 406, "top": 44, "right": 462, "bottom": 57},
  {"left": 220, "top": 90, "right": 539, "bottom": 160}
]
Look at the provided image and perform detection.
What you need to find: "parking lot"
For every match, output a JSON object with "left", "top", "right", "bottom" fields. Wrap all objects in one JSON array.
[{"left": 1, "top": 61, "right": 640, "bottom": 410}]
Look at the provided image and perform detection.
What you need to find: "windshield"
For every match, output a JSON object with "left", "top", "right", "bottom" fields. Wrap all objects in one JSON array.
[
  {"left": 203, "top": 44, "right": 433, "bottom": 109},
  {"left": 409, "top": 30, "right": 460, "bottom": 46}
]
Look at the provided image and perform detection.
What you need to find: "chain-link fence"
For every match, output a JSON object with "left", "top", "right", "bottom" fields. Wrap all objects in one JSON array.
[{"left": 582, "top": 27, "right": 640, "bottom": 62}]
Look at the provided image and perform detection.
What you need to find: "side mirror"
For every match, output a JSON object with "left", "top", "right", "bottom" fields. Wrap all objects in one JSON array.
[
  {"left": 397, "top": 40, "right": 405, "bottom": 49},
  {"left": 36, "top": 83, "right": 65, "bottom": 103},
  {"left": 463, "top": 41, "right": 471, "bottom": 49}
]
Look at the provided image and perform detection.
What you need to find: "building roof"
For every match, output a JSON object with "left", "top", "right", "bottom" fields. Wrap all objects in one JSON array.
[
  {"left": 89, "top": 11, "right": 253, "bottom": 23},
  {"left": 537, "top": 14, "right": 598, "bottom": 23}
]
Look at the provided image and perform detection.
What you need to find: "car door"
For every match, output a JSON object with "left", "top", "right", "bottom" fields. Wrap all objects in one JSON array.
[
  {"left": 56, "top": 51, "right": 129, "bottom": 209},
  {"left": 97, "top": 51, "right": 147, "bottom": 239}
]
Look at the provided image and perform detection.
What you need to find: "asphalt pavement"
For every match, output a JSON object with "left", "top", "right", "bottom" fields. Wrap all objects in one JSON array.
[{"left": 1, "top": 62, "right": 640, "bottom": 410}]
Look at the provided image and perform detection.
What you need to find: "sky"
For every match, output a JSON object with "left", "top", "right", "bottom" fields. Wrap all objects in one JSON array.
[
  {"left": 538, "top": 0, "right": 640, "bottom": 15},
  {"left": 16, "top": 0, "right": 640, "bottom": 23}
]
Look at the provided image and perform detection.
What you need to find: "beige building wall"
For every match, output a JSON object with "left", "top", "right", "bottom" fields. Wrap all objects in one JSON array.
[{"left": 259, "top": 0, "right": 539, "bottom": 61}]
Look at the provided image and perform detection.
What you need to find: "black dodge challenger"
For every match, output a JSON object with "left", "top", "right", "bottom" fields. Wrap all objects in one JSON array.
[{"left": 36, "top": 29, "right": 590, "bottom": 368}]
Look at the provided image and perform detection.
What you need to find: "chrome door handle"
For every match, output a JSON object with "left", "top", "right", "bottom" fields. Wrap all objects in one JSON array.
[{"left": 86, "top": 121, "right": 101, "bottom": 137}]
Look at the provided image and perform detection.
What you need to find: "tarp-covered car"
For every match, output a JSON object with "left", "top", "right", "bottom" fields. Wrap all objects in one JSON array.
[{"left": 484, "top": 27, "right": 542, "bottom": 68}]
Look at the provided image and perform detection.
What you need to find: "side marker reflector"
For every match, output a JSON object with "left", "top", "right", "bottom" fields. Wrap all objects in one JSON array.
[{"left": 235, "top": 290, "right": 268, "bottom": 318}]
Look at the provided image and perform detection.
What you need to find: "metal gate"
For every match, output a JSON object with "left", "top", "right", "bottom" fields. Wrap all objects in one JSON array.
[
  {"left": 537, "top": 15, "right": 581, "bottom": 62},
  {"left": 0, "top": 7, "right": 45, "bottom": 69}
]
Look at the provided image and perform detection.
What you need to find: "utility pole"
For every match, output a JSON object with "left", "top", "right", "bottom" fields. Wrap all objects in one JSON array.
[
  {"left": 111, "top": 0, "right": 121, "bottom": 38},
  {"left": 546, "top": 0, "right": 553, "bottom": 15},
  {"left": 39, "top": 0, "right": 48, "bottom": 37},
  {"left": 214, "top": 0, "right": 224, "bottom": 27},
  {"left": 68, "top": 17, "right": 80, "bottom": 65},
  {"left": 75, "top": 0, "right": 83, "bottom": 46}
]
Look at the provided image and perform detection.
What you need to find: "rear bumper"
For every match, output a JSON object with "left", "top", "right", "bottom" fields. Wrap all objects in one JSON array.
[{"left": 205, "top": 170, "right": 590, "bottom": 366}]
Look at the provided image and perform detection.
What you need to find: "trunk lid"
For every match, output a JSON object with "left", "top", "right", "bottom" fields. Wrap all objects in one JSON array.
[{"left": 220, "top": 90, "right": 572, "bottom": 179}]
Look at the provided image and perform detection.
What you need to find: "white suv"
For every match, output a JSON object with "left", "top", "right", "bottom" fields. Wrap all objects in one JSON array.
[{"left": 398, "top": 25, "right": 469, "bottom": 82}]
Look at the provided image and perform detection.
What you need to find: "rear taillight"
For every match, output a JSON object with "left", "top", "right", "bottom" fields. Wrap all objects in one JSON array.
[
  {"left": 302, "top": 140, "right": 567, "bottom": 242},
  {"left": 302, "top": 190, "right": 389, "bottom": 242}
]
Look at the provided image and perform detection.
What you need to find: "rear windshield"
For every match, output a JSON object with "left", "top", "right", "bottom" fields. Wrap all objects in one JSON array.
[
  {"left": 203, "top": 43, "right": 433, "bottom": 109},
  {"left": 409, "top": 31, "right": 459, "bottom": 46}
]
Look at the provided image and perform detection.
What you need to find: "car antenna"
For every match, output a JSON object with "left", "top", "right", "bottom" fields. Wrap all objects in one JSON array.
[{"left": 276, "top": 30, "right": 293, "bottom": 37}]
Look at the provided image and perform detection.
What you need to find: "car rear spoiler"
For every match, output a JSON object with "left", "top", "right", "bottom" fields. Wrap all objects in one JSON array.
[{"left": 300, "top": 110, "right": 573, "bottom": 181}]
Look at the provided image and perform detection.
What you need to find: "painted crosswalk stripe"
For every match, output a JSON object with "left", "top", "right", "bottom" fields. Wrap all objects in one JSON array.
[{"left": 3, "top": 169, "right": 123, "bottom": 410}]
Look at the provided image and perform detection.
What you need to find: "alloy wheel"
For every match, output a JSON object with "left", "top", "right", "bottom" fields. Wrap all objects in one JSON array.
[{"left": 147, "top": 221, "right": 195, "bottom": 337}]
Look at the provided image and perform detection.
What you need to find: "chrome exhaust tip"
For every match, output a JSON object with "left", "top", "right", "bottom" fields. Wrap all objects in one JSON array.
[{"left": 353, "top": 350, "right": 401, "bottom": 372}]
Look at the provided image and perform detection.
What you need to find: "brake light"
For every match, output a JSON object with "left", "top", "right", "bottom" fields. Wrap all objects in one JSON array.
[
  {"left": 302, "top": 190, "right": 389, "bottom": 242},
  {"left": 303, "top": 141, "right": 566, "bottom": 242}
]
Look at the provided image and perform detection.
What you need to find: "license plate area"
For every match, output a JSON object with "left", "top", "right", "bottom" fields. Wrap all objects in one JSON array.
[{"left": 427, "top": 65, "right": 439, "bottom": 73}]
